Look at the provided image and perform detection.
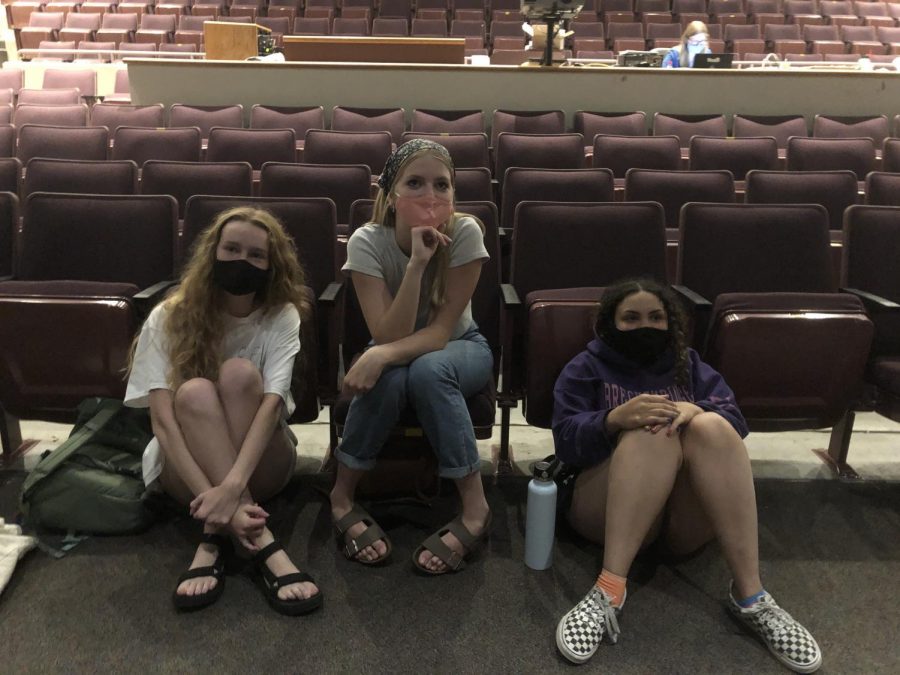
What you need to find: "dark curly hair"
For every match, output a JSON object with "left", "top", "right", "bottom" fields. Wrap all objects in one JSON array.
[{"left": 593, "top": 278, "right": 691, "bottom": 387}]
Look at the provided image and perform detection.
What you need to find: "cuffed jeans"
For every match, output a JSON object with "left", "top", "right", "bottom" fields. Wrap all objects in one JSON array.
[{"left": 334, "top": 328, "right": 493, "bottom": 479}]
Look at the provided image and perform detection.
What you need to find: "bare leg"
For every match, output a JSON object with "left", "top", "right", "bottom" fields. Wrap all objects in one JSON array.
[
  {"left": 677, "top": 413, "right": 763, "bottom": 598},
  {"left": 164, "top": 358, "right": 315, "bottom": 602},
  {"left": 601, "top": 429, "right": 683, "bottom": 576},
  {"left": 417, "top": 470, "right": 491, "bottom": 572},
  {"left": 329, "top": 463, "right": 389, "bottom": 563}
]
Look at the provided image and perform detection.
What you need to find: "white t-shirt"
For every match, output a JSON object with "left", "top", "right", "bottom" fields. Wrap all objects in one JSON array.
[
  {"left": 342, "top": 216, "right": 489, "bottom": 339},
  {"left": 124, "top": 301, "right": 301, "bottom": 485}
]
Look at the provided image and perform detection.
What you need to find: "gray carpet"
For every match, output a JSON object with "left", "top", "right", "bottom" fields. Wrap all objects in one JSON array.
[{"left": 1, "top": 472, "right": 898, "bottom": 674}]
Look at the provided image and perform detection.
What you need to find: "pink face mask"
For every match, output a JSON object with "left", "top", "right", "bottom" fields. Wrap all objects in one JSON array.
[{"left": 394, "top": 194, "right": 454, "bottom": 230}]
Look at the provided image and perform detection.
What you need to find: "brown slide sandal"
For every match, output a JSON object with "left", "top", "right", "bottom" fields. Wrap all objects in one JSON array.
[
  {"left": 412, "top": 511, "right": 492, "bottom": 575},
  {"left": 333, "top": 504, "right": 393, "bottom": 565}
]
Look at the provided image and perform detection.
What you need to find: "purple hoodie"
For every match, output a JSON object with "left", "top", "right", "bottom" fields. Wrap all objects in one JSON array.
[{"left": 552, "top": 337, "right": 749, "bottom": 469}]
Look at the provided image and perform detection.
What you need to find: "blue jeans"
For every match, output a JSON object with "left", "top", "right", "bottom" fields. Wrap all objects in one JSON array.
[{"left": 335, "top": 328, "right": 493, "bottom": 479}]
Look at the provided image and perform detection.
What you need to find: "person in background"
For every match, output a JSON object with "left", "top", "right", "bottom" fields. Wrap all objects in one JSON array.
[{"left": 662, "top": 20, "right": 712, "bottom": 68}]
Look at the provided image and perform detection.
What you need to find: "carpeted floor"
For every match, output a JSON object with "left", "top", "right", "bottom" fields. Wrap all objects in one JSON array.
[{"left": 1, "top": 471, "right": 898, "bottom": 674}]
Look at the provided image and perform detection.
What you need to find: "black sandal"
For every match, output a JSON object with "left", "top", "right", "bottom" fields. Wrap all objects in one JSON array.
[
  {"left": 172, "top": 532, "right": 230, "bottom": 611},
  {"left": 253, "top": 540, "right": 323, "bottom": 616}
]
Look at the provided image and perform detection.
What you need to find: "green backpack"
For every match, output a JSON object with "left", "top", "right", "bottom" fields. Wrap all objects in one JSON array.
[{"left": 20, "top": 397, "right": 155, "bottom": 535}]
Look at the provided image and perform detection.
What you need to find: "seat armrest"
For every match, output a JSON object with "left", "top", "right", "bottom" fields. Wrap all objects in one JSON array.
[
  {"left": 318, "top": 280, "right": 342, "bottom": 305},
  {"left": 671, "top": 284, "right": 712, "bottom": 310},
  {"left": 501, "top": 282, "right": 521, "bottom": 307},
  {"left": 672, "top": 284, "right": 712, "bottom": 352},
  {"left": 841, "top": 287, "right": 900, "bottom": 313},
  {"left": 133, "top": 279, "right": 176, "bottom": 317}
]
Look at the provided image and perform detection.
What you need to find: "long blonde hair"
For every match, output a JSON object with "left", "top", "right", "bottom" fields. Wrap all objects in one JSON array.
[
  {"left": 371, "top": 147, "right": 483, "bottom": 309},
  {"left": 129, "top": 206, "right": 309, "bottom": 389},
  {"left": 679, "top": 20, "right": 709, "bottom": 67}
]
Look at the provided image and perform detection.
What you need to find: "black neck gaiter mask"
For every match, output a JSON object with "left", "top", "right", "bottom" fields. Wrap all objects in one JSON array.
[
  {"left": 213, "top": 258, "right": 269, "bottom": 296},
  {"left": 604, "top": 326, "right": 671, "bottom": 366}
]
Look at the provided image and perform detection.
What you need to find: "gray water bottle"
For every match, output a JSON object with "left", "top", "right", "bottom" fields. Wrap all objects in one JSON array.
[{"left": 525, "top": 460, "right": 557, "bottom": 570}]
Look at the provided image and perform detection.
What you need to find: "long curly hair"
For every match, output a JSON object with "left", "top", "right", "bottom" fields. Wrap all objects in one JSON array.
[
  {"left": 129, "top": 206, "right": 310, "bottom": 389},
  {"left": 593, "top": 278, "right": 691, "bottom": 387},
  {"left": 371, "top": 147, "right": 484, "bottom": 309}
]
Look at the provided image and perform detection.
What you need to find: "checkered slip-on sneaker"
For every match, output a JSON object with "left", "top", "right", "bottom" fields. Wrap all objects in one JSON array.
[
  {"left": 728, "top": 586, "right": 822, "bottom": 673},
  {"left": 555, "top": 587, "right": 624, "bottom": 664}
]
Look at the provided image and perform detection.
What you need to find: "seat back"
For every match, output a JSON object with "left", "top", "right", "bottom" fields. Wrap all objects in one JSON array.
[
  {"left": 677, "top": 203, "right": 835, "bottom": 300},
  {"left": 624, "top": 169, "right": 736, "bottom": 228},
  {"left": 18, "top": 193, "right": 177, "bottom": 287},
  {"left": 865, "top": 172, "right": 900, "bottom": 207},
  {"left": 331, "top": 106, "right": 406, "bottom": 145},
  {"left": 168, "top": 104, "right": 243, "bottom": 138},
  {"left": 303, "top": 129, "right": 393, "bottom": 175},
  {"left": 511, "top": 201, "right": 667, "bottom": 299},
  {"left": 573, "top": 110, "right": 647, "bottom": 144},
  {"left": 745, "top": 169, "right": 859, "bottom": 230},
  {"left": 501, "top": 167, "right": 615, "bottom": 231},
  {"left": 140, "top": 160, "right": 253, "bottom": 219},
  {"left": 14, "top": 102, "right": 89, "bottom": 126},
  {"left": 249, "top": 105, "right": 325, "bottom": 141},
  {"left": 813, "top": 115, "right": 889, "bottom": 148},
  {"left": 111, "top": 126, "right": 202, "bottom": 165},
  {"left": 593, "top": 134, "right": 681, "bottom": 177},
  {"left": 688, "top": 136, "right": 779, "bottom": 180},
  {"left": 259, "top": 162, "right": 371, "bottom": 226},
  {"left": 732, "top": 114, "right": 808, "bottom": 148},
  {"left": 490, "top": 109, "right": 565, "bottom": 148},
  {"left": 652, "top": 113, "right": 728, "bottom": 148},
  {"left": 494, "top": 132, "right": 585, "bottom": 186},
  {"left": 454, "top": 167, "right": 493, "bottom": 202},
  {"left": 786, "top": 136, "right": 876, "bottom": 179},
  {"left": 23, "top": 158, "right": 138, "bottom": 199},
  {"left": 410, "top": 108, "right": 485, "bottom": 133},
  {"left": 205, "top": 127, "right": 296, "bottom": 169},
  {"left": 90, "top": 102, "right": 165, "bottom": 132},
  {"left": 17, "top": 124, "right": 108, "bottom": 163},
  {"left": 0, "top": 191, "right": 18, "bottom": 277},
  {"left": 17, "top": 88, "right": 82, "bottom": 105},
  {"left": 42, "top": 68, "right": 97, "bottom": 97},
  {"left": 842, "top": 205, "right": 900, "bottom": 304},
  {"left": 399, "top": 131, "right": 490, "bottom": 169}
]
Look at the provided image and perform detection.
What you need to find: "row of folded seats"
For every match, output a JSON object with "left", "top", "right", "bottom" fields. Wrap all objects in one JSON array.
[
  {"left": 0, "top": 99, "right": 898, "bottom": 173},
  {"left": 0, "top": 192, "right": 897, "bottom": 480},
  {"left": 17, "top": 14, "right": 900, "bottom": 56}
]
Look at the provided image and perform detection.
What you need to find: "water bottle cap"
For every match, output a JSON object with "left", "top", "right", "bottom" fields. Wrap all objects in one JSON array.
[{"left": 533, "top": 460, "right": 553, "bottom": 481}]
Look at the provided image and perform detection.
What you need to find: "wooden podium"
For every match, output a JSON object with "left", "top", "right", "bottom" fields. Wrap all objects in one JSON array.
[{"left": 203, "top": 21, "right": 270, "bottom": 61}]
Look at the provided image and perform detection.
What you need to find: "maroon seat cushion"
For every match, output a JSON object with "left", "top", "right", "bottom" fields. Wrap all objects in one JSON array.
[{"left": 871, "top": 357, "right": 900, "bottom": 394}]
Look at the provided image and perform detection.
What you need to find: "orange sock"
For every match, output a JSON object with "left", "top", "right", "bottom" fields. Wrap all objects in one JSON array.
[{"left": 595, "top": 569, "right": 627, "bottom": 608}]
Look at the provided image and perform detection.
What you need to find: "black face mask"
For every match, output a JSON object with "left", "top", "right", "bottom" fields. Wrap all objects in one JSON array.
[
  {"left": 213, "top": 258, "right": 269, "bottom": 296},
  {"left": 604, "top": 326, "right": 671, "bottom": 366}
]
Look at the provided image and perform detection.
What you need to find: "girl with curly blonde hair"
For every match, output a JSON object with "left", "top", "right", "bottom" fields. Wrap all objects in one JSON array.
[{"left": 125, "top": 206, "right": 322, "bottom": 616}]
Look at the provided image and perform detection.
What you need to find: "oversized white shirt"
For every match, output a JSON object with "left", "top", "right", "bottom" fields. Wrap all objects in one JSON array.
[{"left": 124, "top": 301, "right": 301, "bottom": 484}]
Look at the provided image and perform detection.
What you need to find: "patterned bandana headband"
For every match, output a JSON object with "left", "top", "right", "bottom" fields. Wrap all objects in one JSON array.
[{"left": 377, "top": 138, "right": 454, "bottom": 192}]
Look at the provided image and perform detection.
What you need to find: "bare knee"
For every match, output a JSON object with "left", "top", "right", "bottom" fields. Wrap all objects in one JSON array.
[
  {"left": 617, "top": 428, "right": 684, "bottom": 462},
  {"left": 173, "top": 378, "right": 218, "bottom": 420},
  {"left": 217, "top": 358, "right": 263, "bottom": 399},
  {"left": 681, "top": 412, "right": 744, "bottom": 460}
]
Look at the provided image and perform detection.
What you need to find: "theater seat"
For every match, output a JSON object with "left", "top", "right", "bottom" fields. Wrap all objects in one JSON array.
[{"left": 703, "top": 292, "right": 872, "bottom": 475}]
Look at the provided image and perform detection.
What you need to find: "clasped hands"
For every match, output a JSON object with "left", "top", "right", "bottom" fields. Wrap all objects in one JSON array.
[
  {"left": 610, "top": 394, "right": 703, "bottom": 437},
  {"left": 190, "top": 482, "right": 268, "bottom": 550}
]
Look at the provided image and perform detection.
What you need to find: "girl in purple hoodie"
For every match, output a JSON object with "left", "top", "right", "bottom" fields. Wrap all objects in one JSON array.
[{"left": 553, "top": 279, "right": 821, "bottom": 674}]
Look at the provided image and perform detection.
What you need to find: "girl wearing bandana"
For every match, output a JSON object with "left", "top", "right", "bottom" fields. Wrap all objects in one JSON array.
[
  {"left": 553, "top": 279, "right": 821, "bottom": 673},
  {"left": 662, "top": 20, "right": 712, "bottom": 68},
  {"left": 331, "top": 139, "right": 493, "bottom": 575},
  {"left": 125, "top": 207, "right": 323, "bottom": 616}
]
